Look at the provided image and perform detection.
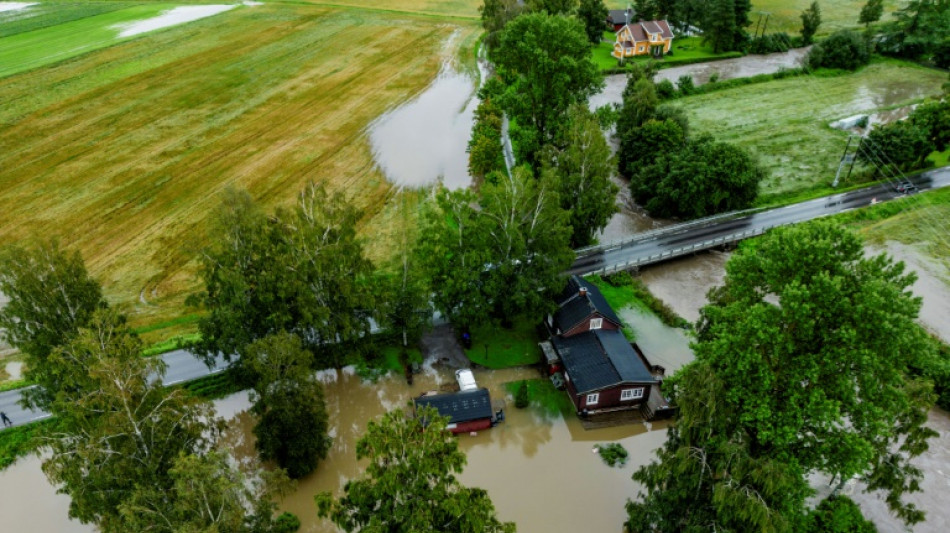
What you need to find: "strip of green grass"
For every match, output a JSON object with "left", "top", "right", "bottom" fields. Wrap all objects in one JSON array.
[
  {"left": 929, "top": 149, "right": 949, "bottom": 168},
  {"left": 593, "top": 36, "right": 742, "bottom": 72},
  {"left": 0, "top": 1, "right": 141, "bottom": 38},
  {"left": 504, "top": 378, "right": 573, "bottom": 417},
  {"left": 134, "top": 313, "right": 202, "bottom": 335},
  {"left": 0, "top": 378, "right": 29, "bottom": 393},
  {"left": 141, "top": 332, "right": 201, "bottom": 357},
  {"left": 178, "top": 369, "right": 244, "bottom": 400},
  {"left": 0, "top": 3, "right": 201, "bottom": 78},
  {"left": 0, "top": 417, "right": 60, "bottom": 470},
  {"left": 464, "top": 318, "right": 541, "bottom": 368}
]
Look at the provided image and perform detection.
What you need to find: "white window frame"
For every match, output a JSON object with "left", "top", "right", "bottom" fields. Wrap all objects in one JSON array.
[
  {"left": 620, "top": 388, "right": 644, "bottom": 401},
  {"left": 590, "top": 317, "right": 603, "bottom": 330},
  {"left": 586, "top": 393, "right": 599, "bottom": 405}
]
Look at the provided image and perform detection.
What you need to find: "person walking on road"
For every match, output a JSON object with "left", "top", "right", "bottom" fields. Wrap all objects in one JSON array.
[{"left": 0, "top": 411, "right": 12, "bottom": 428}]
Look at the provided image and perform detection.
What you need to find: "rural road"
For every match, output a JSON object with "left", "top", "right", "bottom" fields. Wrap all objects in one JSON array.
[
  {"left": 0, "top": 350, "right": 228, "bottom": 430},
  {"left": 570, "top": 165, "right": 950, "bottom": 276}
]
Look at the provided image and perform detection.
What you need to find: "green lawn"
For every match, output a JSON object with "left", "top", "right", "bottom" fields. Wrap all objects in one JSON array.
[
  {"left": 929, "top": 149, "right": 950, "bottom": 168},
  {"left": 464, "top": 318, "right": 541, "bottom": 368},
  {"left": 748, "top": 0, "right": 905, "bottom": 36},
  {"left": 504, "top": 378, "right": 574, "bottom": 417},
  {"left": 593, "top": 35, "right": 741, "bottom": 72},
  {"left": 675, "top": 59, "right": 947, "bottom": 195},
  {"left": 0, "top": 3, "right": 192, "bottom": 78}
]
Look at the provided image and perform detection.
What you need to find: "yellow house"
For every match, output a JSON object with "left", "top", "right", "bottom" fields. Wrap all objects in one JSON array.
[{"left": 612, "top": 20, "right": 674, "bottom": 59}]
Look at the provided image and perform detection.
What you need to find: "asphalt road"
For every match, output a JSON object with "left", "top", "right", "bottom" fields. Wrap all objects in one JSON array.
[
  {"left": 570, "top": 166, "right": 950, "bottom": 276},
  {"left": 0, "top": 350, "right": 228, "bottom": 430}
]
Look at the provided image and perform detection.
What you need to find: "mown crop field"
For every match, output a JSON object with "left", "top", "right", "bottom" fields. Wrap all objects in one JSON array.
[
  {"left": 748, "top": 0, "right": 906, "bottom": 36},
  {"left": 0, "top": 1, "right": 481, "bottom": 329},
  {"left": 674, "top": 59, "right": 946, "bottom": 196}
]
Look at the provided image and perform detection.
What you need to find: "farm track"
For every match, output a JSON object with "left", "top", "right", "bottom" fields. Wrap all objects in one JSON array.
[{"left": 0, "top": 3, "right": 479, "bottom": 323}]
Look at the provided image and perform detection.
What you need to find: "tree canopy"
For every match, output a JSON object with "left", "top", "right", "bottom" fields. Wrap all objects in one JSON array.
[
  {"left": 418, "top": 168, "right": 573, "bottom": 328},
  {"left": 191, "top": 184, "right": 375, "bottom": 371},
  {"left": 577, "top": 0, "right": 609, "bottom": 44},
  {"left": 0, "top": 239, "right": 107, "bottom": 409},
  {"left": 245, "top": 332, "right": 332, "bottom": 479},
  {"left": 800, "top": 1, "right": 822, "bottom": 45},
  {"left": 806, "top": 30, "right": 870, "bottom": 70},
  {"left": 880, "top": 0, "right": 950, "bottom": 62},
  {"left": 859, "top": 0, "right": 884, "bottom": 29},
  {"left": 544, "top": 105, "right": 619, "bottom": 248},
  {"left": 629, "top": 222, "right": 939, "bottom": 530},
  {"left": 493, "top": 13, "right": 603, "bottom": 163},
  {"left": 316, "top": 405, "right": 515, "bottom": 533},
  {"left": 631, "top": 134, "right": 764, "bottom": 219}
]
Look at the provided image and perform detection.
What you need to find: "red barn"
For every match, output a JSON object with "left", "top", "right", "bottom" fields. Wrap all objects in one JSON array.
[{"left": 414, "top": 389, "right": 496, "bottom": 434}]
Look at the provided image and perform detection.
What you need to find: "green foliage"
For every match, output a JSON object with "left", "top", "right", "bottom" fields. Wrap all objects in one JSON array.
[
  {"left": 807, "top": 496, "right": 878, "bottom": 533},
  {"left": 191, "top": 184, "right": 375, "bottom": 371},
  {"left": 859, "top": 120, "right": 933, "bottom": 172},
  {"left": 859, "top": 0, "right": 884, "bottom": 29},
  {"left": 544, "top": 105, "right": 619, "bottom": 247},
  {"left": 596, "top": 442, "right": 629, "bottom": 467},
  {"left": 503, "top": 378, "right": 573, "bottom": 416},
  {"left": 245, "top": 333, "right": 331, "bottom": 479},
  {"left": 418, "top": 168, "right": 574, "bottom": 328},
  {"left": 749, "top": 32, "right": 793, "bottom": 54},
  {"left": 515, "top": 380, "right": 529, "bottom": 408},
  {"left": 316, "top": 405, "right": 515, "bottom": 533},
  {"left": 702, "top": 0, "right": 738, "bottom": 53},
  {"left": 480, "top": 0, "right": 523, "bottom": 49},
  {"left": 42, "top": 309, "right": 219, "bottom": 532},
  {"left": 493, "top": 12, "right": 603, "bottom": 162},
  {"left": 655, "top": 78, "right": 676, "bottom": 99},
  {"left": 0, "top": 418, "right": 60, "bottom": 471},
  {"left": 800, "top": 1, "right": 822, "bottom": 45},
  {"left": 526, "top": 0, "right": 577, "bottom": 14},
  {"left": 631, "top": 134, "right": 765, "bottom": 219},
  {"left": 909, "top": 99, "right": 950, "bottom": 153},
  {"left": 675, "top": 74, "right": 694, "bottom": 95},
  {"left": 0, "top": 239, "right": 107, "bottom": 410},
  {"left": 468, "top": 96, "right": 507, "bottom": 179},
  {"left": 577, "top": 0, "right": 609, "bottom": 44},
  {"left": 180, "top": 369, "right": 245, "bottom": 400},
  {"left": 807, "top": 30, "right": 869, "bottom": 70},
  {"left": 879, "top": 0, "right": 950, "bottom": 61}
]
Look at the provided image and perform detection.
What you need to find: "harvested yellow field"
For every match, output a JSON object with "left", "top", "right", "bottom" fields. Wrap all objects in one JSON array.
[
  {"left": 304, "top": 0, "right": 480, "bottom": 18},
  {"left": 0, "top": 3, "right": 480, "bottom": 326}
]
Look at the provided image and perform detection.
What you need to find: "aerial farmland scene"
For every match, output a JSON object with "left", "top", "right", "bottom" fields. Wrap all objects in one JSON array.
[{"left": 0, "top": 0, "right": 948, "bottom": 531}]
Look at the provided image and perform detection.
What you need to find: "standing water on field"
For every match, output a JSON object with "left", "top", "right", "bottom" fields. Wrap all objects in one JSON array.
[{"left": 369, "top": 59, "right": 487, "bottom": 190}]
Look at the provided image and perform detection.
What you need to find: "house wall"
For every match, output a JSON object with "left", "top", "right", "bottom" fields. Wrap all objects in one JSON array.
[
  {"left": 562, "top": 313, "right": 620, "bottom": 338},
  {"left": 611, "top": 37, "right": 673, "bottom": 59},
  {"left": 574, "top": 383, "right": 651, "bottom": 412}
]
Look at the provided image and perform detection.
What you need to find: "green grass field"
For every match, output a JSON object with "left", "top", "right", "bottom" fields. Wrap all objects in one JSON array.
[
  {"left": 747, "top": 0, "right": 905, "bottom": 36},
  {"left": 675, "top": 59, "right": 946, "bottom": 195},
  {"left": 0, "top": 1, "right": 480, "bottom": 333},
  {"left": 464, "top": 318, "right": 541, "bottom": 368},
  {"left": 593, "top": 35, "right": 741, "bottom": 71}
]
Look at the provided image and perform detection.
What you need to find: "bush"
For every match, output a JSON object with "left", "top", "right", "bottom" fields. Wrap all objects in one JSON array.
[
  {"left": 655, "top": 79, "right": 677, "bottom": 100},
  {"left": 273, "top": 512, "right": 302, "bottom": 533},
  {"left": 806, "top": 31, "right": 870, "bottom": 70},
  {"left": 676, "top": 75, "right": 695, "bottom": 95},
  {"left": 858, "top": 120, "right": 932, "bottom": 172},
  {"left": 748, "top": 33, "right": 792, "bottom": 54},
  {"left": 807, "top": 496, "right": 877, "bottom": 532},
  {"left": 515, "top": 380, "right": 529, "bottom": 408},
  {"left": 596, "top": 443, "right": 629, "bottom": 467}
]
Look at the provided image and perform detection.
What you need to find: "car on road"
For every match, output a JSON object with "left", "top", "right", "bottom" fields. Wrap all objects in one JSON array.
[{"left": 895, "top": 181, "right": 918, "bottom": 194}]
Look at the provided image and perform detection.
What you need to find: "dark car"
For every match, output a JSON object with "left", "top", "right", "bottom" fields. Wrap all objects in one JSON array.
[{"left": 896, "top": 181, "right": 918, "bottom": 194}]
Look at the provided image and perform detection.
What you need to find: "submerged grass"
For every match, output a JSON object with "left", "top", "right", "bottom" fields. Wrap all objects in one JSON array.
[
  {"left": 465, "top": 318, "right": 541, "bottom": 369},
  {"left": 0, "top": 418, "right": 60, "bottom": 471},
  {"left": 676, "top": 60, "right": 946, "bottom": 196},
  {"left": 0, "top": 3, "right": 479, "bottom": 329},
  {"left": 504, "top": 378, "right": 574, "bottom": 417}
]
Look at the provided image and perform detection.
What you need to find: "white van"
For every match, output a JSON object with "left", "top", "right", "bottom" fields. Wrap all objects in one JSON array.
[{"left": 455, "top": 369, "right": 477, "bottom": 391}]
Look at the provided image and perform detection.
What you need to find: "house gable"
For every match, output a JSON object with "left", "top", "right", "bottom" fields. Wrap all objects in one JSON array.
[
  {"left": 552, "top": 329, "right": 655, "bottom": 395},
  {"left": 552, "top": 275, "right": 623, "bottom": 335}
]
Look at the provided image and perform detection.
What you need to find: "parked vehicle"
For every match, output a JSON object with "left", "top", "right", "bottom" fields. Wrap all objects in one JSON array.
[{"left": 455, "top": 369, "right": 478, "bottom": 391}]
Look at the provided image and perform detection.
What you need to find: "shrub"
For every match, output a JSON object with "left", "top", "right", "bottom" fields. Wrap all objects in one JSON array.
[
  {"left": 708, "top": 72, "right": 720, "bottom": 84},
  {"left": 858, "top": 120, "right": 932, "bottom": 172},
  {"left": 676, "top": 75, "right": 695, "bottom": 95},
  {"left": 515, "top": 380, "right": 529, "bottom": 408},
  {"left": 273, "top": 512, "right": 302, "bottom": 533},
  {"left": 807, "top": 496, "right": 877, "bottom": 532},
  {"left": 596, "top": 443, "right": 629, "bottom": 467},
  {"left": 655, "top": 79, "right": 677, "bottom": 100},
  {"left": 806, "top": 31, "right": 870, "bottom": 70}
]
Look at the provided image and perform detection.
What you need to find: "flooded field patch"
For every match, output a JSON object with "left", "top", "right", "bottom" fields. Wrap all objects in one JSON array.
[{"left": 113, "top": 5, "right": 236, "bottom": 38}]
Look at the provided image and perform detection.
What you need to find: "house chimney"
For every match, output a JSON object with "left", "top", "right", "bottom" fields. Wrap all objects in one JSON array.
[{"left": 579, "top": 286, "right": 588, "bottom": 297}]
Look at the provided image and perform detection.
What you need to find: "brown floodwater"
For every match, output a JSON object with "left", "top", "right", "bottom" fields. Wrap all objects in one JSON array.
[
  {"left": 615, "top": 307, "right": 694, "bottom": 374},
  {"left": 638, "top": 252, "right": 731, "bottom": 324},
  {"left": 590, "top": 47, "right": 810, "bottom": 109}
]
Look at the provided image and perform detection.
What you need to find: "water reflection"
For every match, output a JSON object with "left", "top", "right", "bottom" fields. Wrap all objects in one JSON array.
[{"left": 368, "top": 65, "right": 481, "bottom": 190}]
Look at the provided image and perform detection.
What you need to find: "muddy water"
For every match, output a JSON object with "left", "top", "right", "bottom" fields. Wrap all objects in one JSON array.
[
  {"left": 0, "top": 455, "right": 94, "bottom": 532},
  {"left": 597, "top": 173, "right": 674, "bottom": 242},
  {"left": 873, "top": 241, "right": 950, "bottom": 344},
  {"left": 616, "top": 307, "right": 694, "bottom": 374},
  {"left": 368, "top": 65, "right": 480, "bottom": 190},
  {"left": 590, "top": 47, "right": 810, "bottom": 109},
  {"left": 637, "top": 252, "right": 731, "bottom": 324}
]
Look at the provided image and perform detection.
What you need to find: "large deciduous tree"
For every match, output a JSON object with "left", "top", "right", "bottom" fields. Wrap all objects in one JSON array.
[
  {"left": 859, "top": 120, "right": 933, "bottom": 172},
  {"left": 629, "top": 222, "right": 939, "bottom": 530},
  {"left": 800, "top": 1, "right": 822, "bottom": 45},
  {"left": 526, "top": 0, "right": 577, "bottom": 15},
  {"left": 245, "top": 332, "right": 332, "bottom": 479},
  {"left": 493, "top": 13, "right": 603, "bottom": 164},
  {"left": 316, "top": 405, "right": 515, "bottom": 533},
  {"left": 41, "top": 308, "right": 217, "bottom": 532},
  {"left": 859, "top": 0, "right": 884, "bottom": 29},
  {"left": 577, "top": 0, "right": 609, "bottom": 44},
  {"left": 703, "top": 0, "right": 738, "bottom": 53},
  {"left": 631, "top": 134, "right": 764, "bottom": 218},
  {"left": 419, "top": 168, "right": 573, "bottom": 328},
  {"left": 544, "top": 105, "right": 619, "bottom": 248},
  {"left": 191, "top": 184, "right": 375, "bottom": 371},
  {"left": 0, "top": 239, "right": 107, "bottom": 409},
  {"left": 880, "top": 0, "right": 950, "bottom": 60}
]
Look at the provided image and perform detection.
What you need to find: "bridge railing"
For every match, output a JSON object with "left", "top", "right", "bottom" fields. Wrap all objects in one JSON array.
[
  {"left": 575, "top": 206, "right": 768, "bottom": 256},
  {"left": 584, "top": 224, "right": 787, "bottom": 276}
]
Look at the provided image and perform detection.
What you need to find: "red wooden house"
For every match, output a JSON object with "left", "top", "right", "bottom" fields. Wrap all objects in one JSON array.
[
  {"left": 544, "top": 276, "right": 658, "bottom": 415},
  {"left": 414, "top": 389, "right": 496, "bottom": 434}
]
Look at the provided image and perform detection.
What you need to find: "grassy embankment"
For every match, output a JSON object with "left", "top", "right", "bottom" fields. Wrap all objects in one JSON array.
[
  {"left": 673, "top": 59, "right": 947, "bottom": 199},
  {"left": 0, "top": 2, "right": 480, "bottom": 343},
  {"left": 593, "top": 34, "right": 742, "bottom": 72}
]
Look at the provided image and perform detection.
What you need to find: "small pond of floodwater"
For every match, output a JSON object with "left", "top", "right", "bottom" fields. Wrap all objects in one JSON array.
[{"left": 368, "top": 62, "right": 483, "bottom": 190}]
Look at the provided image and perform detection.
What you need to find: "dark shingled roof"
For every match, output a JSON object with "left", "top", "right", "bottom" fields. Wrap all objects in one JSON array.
[
  {"left": 553, "top": 330, "right": 655, "bottom": 394},
  {"left": 607, "top": 9, "right": 634, "bottom": 25},
  {"left": 553, "top": 276, "right": 623, "bottom": 333},
  {"left": 414, "top": 389, "right": 493, "bottom": 424}
]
